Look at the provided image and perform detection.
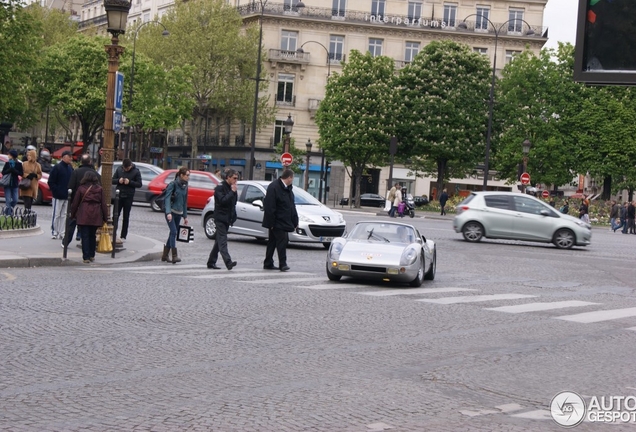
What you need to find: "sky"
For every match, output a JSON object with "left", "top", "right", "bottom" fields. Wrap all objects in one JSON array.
[{"left": 543, "top": 0, "right": 579, "bottom": 49}]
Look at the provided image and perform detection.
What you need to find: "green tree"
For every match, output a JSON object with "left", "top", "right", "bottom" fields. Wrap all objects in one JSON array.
[
  {"left": 25, "top": 3, "right": 78, "bottom": 47},
  {"left": 0, "top": 0, "right": 42, "bottom": 126},
  {"left": 396, "top": 40, "right": 491, "bottom": 196},
  {"left": 131, "top": 0, "right": 273, "bottom": 156},
  {"left": 315, "top": 50, "right": 397, "bottom": 207}
]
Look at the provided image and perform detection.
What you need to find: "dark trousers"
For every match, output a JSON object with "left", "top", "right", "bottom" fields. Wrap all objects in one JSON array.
[
  {"left": 207, "top": 220, "right": 232, "bottom": 267},
  {"left": 23, "top": 196, "right": 33, "bottom": 211},
  {"left": 440, "top": 204, "right": 446, "bottom": 215},
  {"left": 629, "top": 218, "right": 635, "bottom": 234},
  {"left": 116, "top": 195, "right": 134, "bottom": 239},
  {"left": 264, "top": 228, "right": 289, "bottom": 268},
  {"left": 79, "top": 225, "right": 98, "bottom": 260}
]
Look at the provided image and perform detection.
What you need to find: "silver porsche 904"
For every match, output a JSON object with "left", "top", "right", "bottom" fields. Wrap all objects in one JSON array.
[{"left": 326, "top": 221, "right": 436, "bottom": 287}]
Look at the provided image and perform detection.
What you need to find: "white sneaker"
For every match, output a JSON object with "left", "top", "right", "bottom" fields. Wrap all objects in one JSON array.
[{"left": 51, "top": 234, "right": 57, "bottom": 239}]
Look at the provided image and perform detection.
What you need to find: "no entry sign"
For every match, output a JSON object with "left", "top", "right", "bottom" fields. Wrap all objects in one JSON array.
[
  {"left": 281, "top": 152, "right": 293, "bottom": 166},
  {"left": 520, "top": 172, "right": 530, "bottom": 185}
]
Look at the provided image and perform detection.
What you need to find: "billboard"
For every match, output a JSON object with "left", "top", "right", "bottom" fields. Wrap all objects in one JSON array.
[{"left": 574, "top": 0, "right": 636, "bottom": 85}]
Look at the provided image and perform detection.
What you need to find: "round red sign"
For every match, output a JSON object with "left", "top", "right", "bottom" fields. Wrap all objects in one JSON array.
[
  {"left": 520, "top": 172, "right": 530, "bottom": 185},
  {"left": 281, "top": 152, "right": 293, "bottom": 166},
  {"left": 542, "top": 190, "right": 550, "bottom": 198}
]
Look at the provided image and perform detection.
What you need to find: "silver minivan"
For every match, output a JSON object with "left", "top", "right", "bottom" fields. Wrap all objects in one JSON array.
[{"left": 453, "top": 192, "right": 592, "bottom": 249}]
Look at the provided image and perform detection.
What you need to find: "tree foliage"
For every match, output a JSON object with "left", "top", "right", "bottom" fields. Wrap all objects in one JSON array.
[
  {"left": 316, "top": 50, "right": 397, "bottom": 207},
  {"left": 24, "top": 3, "right": 78, "bottom": 48},
  {"left": 397, "top": 40, "right": 491, "bottom": 195}
]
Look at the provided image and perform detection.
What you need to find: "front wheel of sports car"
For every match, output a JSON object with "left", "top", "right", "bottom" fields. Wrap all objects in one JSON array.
[
  {"left": 424, "top": 250, "right": 436, "bottom": 280},
  {"left": 462, "top": 222, "right": 484, "bottom": 242},
  {"left": 204, "top": 214, "right": 217, "bottom": 240},
  {"left": 326, "top": 263, "right": 341, "bottom": 281},
  {"left": 409, "top": 256, "right": 424, "bottom": 287},
  {"left": 553, "top": 228, "right": 575, "bottom": 249}
]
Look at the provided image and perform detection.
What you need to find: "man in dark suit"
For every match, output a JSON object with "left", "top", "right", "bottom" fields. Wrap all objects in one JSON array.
[
  {"left": 206, "top": 169, "right": 238, "bottom": 270},
  {"left": 262, "top": 169, "right": 299, "bottom": 272}
]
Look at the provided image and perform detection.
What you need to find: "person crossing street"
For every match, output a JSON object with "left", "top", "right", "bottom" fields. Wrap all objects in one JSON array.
[{"left": 206, "top": 169, "right": 238, "bottom": 270}]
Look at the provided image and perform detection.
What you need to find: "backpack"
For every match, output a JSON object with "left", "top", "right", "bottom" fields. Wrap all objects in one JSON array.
[{"left": 155, "top": 182, "right": 176, "bottom": 212}]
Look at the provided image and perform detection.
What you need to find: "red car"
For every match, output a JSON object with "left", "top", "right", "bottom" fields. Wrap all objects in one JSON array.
[
  {"left": 0, "top": 154, "right": 53, "bottom": 205},
  {"left": 146, "top": 169, "right": 221, "bottom": 212}
]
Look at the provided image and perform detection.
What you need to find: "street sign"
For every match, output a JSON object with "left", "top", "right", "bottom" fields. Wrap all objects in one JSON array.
[
  {"left": 520, "top": 172, "right": 531, "bottom": 185},
  {"left": 115, "top": 71, "right": 124, "bottom": 112},
  {"left": 113, "top": 111, "right": 123, "bottom": 133},
  {"left": 542, "top": 190, "right": 550, "bottom": 198},
  {"left": 281, "top": 152, "right": 293, "bottom": 166}
]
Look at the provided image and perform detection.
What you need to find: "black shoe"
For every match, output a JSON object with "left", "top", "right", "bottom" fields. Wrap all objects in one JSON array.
[
  {"left": 263, "top": 265, "right": 276, "bottom": 270},
  {"left": 207, "top": 263, "right": 221, "bottom": 269},
  {"left": 226, "top": 261, "right": 237, "bottom": 270},
  {"left": 280, "top": 265, "right": 290, "bottom": 272}
]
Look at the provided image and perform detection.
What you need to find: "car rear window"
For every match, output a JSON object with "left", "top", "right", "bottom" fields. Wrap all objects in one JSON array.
[{"left": 484, "top": 195, "right": 511, "bottom": 210}]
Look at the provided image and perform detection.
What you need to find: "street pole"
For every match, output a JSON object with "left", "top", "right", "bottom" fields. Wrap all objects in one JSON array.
[
  {"left": 248, "top": 1, "right": 265, "bottom": 181},
  {"left": 305, "top": 139, "right": 312, "bottom": 190},
  {"left": 318, "top": 147, "right": 325, "bottom": 202}
]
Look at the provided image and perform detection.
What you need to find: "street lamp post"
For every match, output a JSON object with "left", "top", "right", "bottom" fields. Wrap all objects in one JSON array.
[
  {"left": 305, "top": 138, "right": 312, "bottom": 190},
  {"left": 458, "top": 15, "right": 535, "bottom": 191},
  {"left": 282, "top": 114, "right": 294, "bottom": 154},
  {"left": 521, "top": 138, "right": 532, "bottom": 194},
  {"left": 248, "top": 0, "right": 305, "bottom": 180},
  {"left": 126, "top": 21, "right": 169, "bottom": 162},
  {"left": 296, "top": 40, "right": 332, "bottom": 78}
]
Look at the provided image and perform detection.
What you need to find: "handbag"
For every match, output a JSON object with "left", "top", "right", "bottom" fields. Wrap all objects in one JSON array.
[
  {"left": 177, "top": 224, "right": 194, "bottom": 243},
  {"left": 18, "top": 178, "right": 32, "bottom": 190},
  {"left": 0, "top": 174, "right": 11, "bottom": 187}
]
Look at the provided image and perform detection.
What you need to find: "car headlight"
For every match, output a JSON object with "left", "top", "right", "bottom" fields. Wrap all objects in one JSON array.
[
  {"left": 329, "top": 241, "right": 345, "bottom": 260},
  {"left": 400, "top": 246, "right": 419, "bottom": 266},
  {"left": 298, "top": 214, "right": 313, "bottom": 223},
  {"left": 335, "top": 212, "right": 345, "bottom": 224},
  {"left": 574, "top": 220, "right": 591, "bottom": 229}
]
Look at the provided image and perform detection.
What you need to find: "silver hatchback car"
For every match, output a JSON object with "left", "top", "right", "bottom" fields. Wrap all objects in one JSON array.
[{"left": 453, "top": 192, "right": 592, "bottom": 249}]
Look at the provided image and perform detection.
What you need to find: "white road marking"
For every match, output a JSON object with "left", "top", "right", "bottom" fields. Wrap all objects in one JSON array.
[
  {"left": 189, "top": 271, "right": 311, "bottom": 279},
  {"left": 133, "top": 268, "right": 263, "bottom": 275},
  {"left": 459, "top": 409, "right": 498, "bottom": 417},
  {"left": 510, "top": 410, "right": 552, "bottom": 420},
  {"left": 485, "top": 301, "right": 599, "bottom": 314},
  {"left": 495, "top": 403, "right": 524, "bottom": 413},
  {"left": 556, "top": 307, "right": 636, "bottom": 323},
  {"left": 242, "top": 277, "right": 324, "bottom": 284},
  {"left": 295, "top": 283, "right": 368, "bottom": 290},
  {"left": 80, "top": 264, "right": 207, "bottom": 271},
  {"left": 359, "top": 287, "right": 478, "bottom": 297},
  {"left": 417, "top": 294, "right": 536, "bottom": 304}
]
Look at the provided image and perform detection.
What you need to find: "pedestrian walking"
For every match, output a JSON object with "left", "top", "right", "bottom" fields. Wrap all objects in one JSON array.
[
  {"left": 560, "top": 200, "right": 570, "bottom": 214},
  {"left": 387, "top": 183, "right": 399, "bottom": 217},
  {"left": 19, "top": 149, "right": 42, "bottom": 212},
  {"left": 47, "top": 151, "right": 73, "bottom": 239},
  {"left": 112, "top": 159, "right": 142, "bottom": 242},
  {"left": 206, "top": 169, "right": 239, "bottom": 270},
  {"left": 64, "top": 154, "right": 100, "bottom": 247},
  {"left": 628, "top": 201, "right": 636, "bottom": 234},
  {"left": 620, "top": 202, "right": 629, "bottom": 234},
  {"left": 70, "top": 171, "right": 108, "bottom": 263},
  {"left": 609, "top": 200, "right": 620, "bottom": 232},
  {"left": 1, "top": 149, "right": 23, "bottom": 216},
  {"left": 392, "top": 185, "right": 403, "bottom": 219},
  {"left": 439, "top": 188, "right": 449, "bottom": 216},
  {"left": 262, "top": 169, "right": 298, "bottom": 272},
  {"left": 163, "top": 167, "right": 189, "bottom": 264},
  {"left": 579, "top": 198, "right": 590, "bottom": 224}
]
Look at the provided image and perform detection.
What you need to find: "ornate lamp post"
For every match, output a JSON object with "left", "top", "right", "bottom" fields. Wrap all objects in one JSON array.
[
  {"left": 126, "top": 21, "right": 169, "bottom": 161},
  {"left": 296, "top": 40, "right": 332, "bottom": 78},
  {"left": 458, "top": 15, "right": 535, "bottom": 191},
  {"left": 248, "top": 0, "right": 305, "bottom": 180},
  {"left": 304, "top": 138, "right": 312, "bottom": 190},
  {"left": 521, "top": 138, "right": 532, "bottom": 194},
  {"left": 282, "top": 113, "right": 294, "bottom": 154}
]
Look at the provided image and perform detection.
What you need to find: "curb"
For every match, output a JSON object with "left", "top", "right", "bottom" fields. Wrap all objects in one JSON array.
[{"left": 0, "top": 226, "right": 43, "bottom": 239}]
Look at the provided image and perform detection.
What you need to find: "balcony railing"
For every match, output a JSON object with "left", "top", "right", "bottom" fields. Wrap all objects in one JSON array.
[
  {"left": 268, "top": 49, "right": 310, "bottom": 65},
  {"left": 394, "top": 59, "right": 411, "bottom": 69},
  {"left": 78, "top": 14, "right": 107, "bottom": 29},
  {"left": 275, "top": 95, "right": 296, "bottom": 107},
  {"left": 235, "top": 135, "right": 245, "bottom": 147},
  {"left": 236, "top": 3, "right": 547, "bottom": 37}
]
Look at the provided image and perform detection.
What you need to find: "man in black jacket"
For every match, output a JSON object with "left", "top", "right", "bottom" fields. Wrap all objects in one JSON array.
[
  {"left": 206, "top": 169, "right": 239, "bottom": 270},
  {"left": 262, "top": 169, "right": 299, "bottom": 272},
  {"left": 63, "top": 154, "right": 101, "bottom": 247},
  {"left": 112, "top": 159, "right": 142, "bottom": 241}
]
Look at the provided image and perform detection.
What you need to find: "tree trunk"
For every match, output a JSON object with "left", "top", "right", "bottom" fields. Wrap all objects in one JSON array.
[
  {"left": 602, "top": 175, "right": 612, "bottom": 200},
  {"left": 353, "top": 166, "right": 363, "bottom": 208},
  {"left": 629, "top": 188, "right": 633, "bottom": 202},
  {"left": 436, "top": 158, "right": 447, "bottom": 200}
]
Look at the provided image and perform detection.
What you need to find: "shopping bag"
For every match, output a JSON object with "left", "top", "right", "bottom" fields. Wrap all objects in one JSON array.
[
  {"left": 177, "top": 224, "right": 194, "bottom": 243},
  {"left": 384, "top": 200, "right": 391, "bottom": 212}
]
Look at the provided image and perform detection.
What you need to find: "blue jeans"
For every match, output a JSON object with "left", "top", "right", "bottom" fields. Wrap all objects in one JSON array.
[
  {"left": 3, "top": 187, "right": 18, "bottom": 215},
  {"left": 165, "top": 213, "right": 182, "bottom": 248},
  {"left": 610, "top": 218, "right": 617, "bottom": 230}
]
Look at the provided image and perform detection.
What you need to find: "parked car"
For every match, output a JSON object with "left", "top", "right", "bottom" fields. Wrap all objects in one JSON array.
[
  {"left": 453, "top": 192, "right": 592, "bottom": 249},
  {"left": 98, "top": 161, "right": 164, "bottom": 204},
  {"left": 413, "top": 195, "right": 429, "bottom": 206},
  {"left": 0, "top": 154, "right": 52, "bottom": 205},
  {"left": 339, "top": 193, "right": 386, "bottom": 208},
  {"left": 201, "top": 180, "right": 346, "bottom": 248},
  {"left": 147, "top": 170, "right": 221, "bottom": 211},
  {"left": 326, "top": 221, "right": 436, "bottom": 287}
]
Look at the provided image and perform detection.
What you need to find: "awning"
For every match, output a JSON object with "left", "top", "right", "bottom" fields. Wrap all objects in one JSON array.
[{"left": 52, "top": 145, "right": 84, "bottom": 160}]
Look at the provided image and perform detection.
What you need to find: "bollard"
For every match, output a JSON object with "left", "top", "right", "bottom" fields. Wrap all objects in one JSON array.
[
  {"left": 63, "top": 188, "right": 72, "bottom": 259},
  {"left": 111, "top": 189, "right": 120, "bottom": 258}
]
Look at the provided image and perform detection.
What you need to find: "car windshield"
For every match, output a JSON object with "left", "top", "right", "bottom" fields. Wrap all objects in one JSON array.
[
  {"left": 349, "top": 222, "right": 416, "bottom": 244},
  {"left": 293, "top": 186, "right": 321, "bottom": 206}
]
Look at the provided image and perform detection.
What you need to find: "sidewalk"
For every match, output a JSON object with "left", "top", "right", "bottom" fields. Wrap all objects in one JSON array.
[
  {"left": 329, "top": 202, "right": 454, "bottom": 221},
  {"left": 0, "top": 226, "right": 164, "bottom": 268}
]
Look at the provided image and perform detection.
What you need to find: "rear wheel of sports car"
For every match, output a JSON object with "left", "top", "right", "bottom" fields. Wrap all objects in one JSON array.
[
  {"left": 204, "top": 214, "right": 217, "bottom": 240},
  {"left": 322, "top": 242, "right": 331, "bottom": 249},
  {"left": 462, "top": 222, "right": 484, "bottom": 242},
  {"left": 150, "top": 196, "right": 161, "bottom": 212},
  {"left": 553, "top": 228, "right": 575, "bottom": 249},
  {"left": 326, "top": 263, "right": 341, "bottom": 281},
  {"left": 409, "top": 256, "right": 424, "bottom": 287},
  {"left": 424, "top": 250, "right": 436, "bottom": 281}
]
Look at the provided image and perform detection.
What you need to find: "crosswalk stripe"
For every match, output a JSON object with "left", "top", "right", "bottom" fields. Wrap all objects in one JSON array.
[
  {"left": 243, "top": 277, "right": 324, "bottom": 284},
  {"left": 189, "top": 271, "right": 311, "bottom": 279},
  {"left": 416, "top": 294, "right": 536, "bottom": 304},
  {"left": 132, "top": 268, "right": 264, "bottom": 275},
  {"left": 294, "top": 283, "right": 368, "bottom": 290},
  {"left": 510, "top": 410, "right": 552, "bottom": 420},
  {"left": 359, "top": 287, "right": 478, "bottom": 297},
  {"left": 627, "top": 327, "right": 636, "bottom": 332},
  {"left": 555, "top": 307, "right": 636, "bottom": 323},
  {"left": 485, "top": 301, "right": 599, "bottom": 314},
  {"left": 79, "top": 264, "right": 207, "bottom": 271}
]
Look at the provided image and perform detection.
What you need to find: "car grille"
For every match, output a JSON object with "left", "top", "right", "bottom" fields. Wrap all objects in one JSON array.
[
  {"left": 308, "top": 225, "right": 345, "bottom": 237},
  {"left": 351, "top": 265, "right": 386, "bottom": 273}
]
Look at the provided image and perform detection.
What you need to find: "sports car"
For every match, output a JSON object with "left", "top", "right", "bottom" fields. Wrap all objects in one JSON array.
[{"left": 326, "top": 221, "right": 436, "bottom": 287}]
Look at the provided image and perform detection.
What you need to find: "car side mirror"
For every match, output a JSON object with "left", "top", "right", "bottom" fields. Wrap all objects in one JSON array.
[
  {"left": 252, "top": 199, "right": 264, "bottom": 210},
  {"left": 540, "top": 210, "right": 550, "bottom": 216}
]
